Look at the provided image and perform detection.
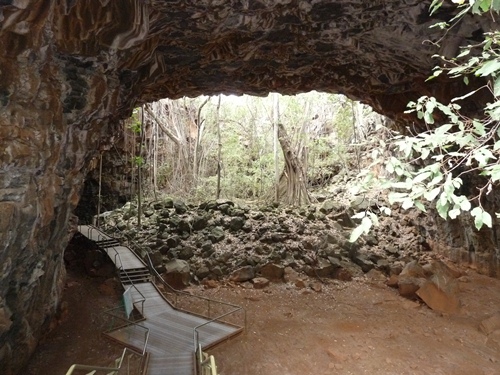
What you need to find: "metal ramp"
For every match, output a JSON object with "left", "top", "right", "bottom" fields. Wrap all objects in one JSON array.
[{"left": 77, "top": 225, "right": 243, "bottom": 375}]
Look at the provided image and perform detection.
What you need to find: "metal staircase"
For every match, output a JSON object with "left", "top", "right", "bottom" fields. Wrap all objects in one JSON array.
[{"left": 74, "top": 225, "right": 244, "bottom": 375}]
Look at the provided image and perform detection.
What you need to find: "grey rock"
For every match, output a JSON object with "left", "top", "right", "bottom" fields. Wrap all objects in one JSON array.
[{"left": 229, "top": 265, "right": 255, "bottom": 282}]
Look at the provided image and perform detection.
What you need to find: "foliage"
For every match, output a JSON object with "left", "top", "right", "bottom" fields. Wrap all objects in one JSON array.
[
  {"left": 349, "top": 0, "right": 500, "bottom": 242},
  {"left": 129, "top": 108, "right": 142, "bottom": 134}
]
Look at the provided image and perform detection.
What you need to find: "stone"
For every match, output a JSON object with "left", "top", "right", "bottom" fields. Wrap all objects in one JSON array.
[
  {"left": 416, "top": 280, "right": 461, "bottom": 314},
  {"left": 227, "top": 217, "right": 245, "bottom": 231},
  {"left": 365, "top": 269, "right": 386, "bottom": 282},
  {"left": 400, "top": 260, "right": 427, "bottom": 278},
  {"left": 333, "top": 268, "right": 353, "bottom": 282},
  {"left": 148, "top": 251, "right": 163, "bottom": 268},
  {"left": 350, "top": 196, "right": 371, "bottom": 211},
  {"left": 398, "top": 277, "right": 425, "bottom": 299},
  {"left": 260, "top": 263, "right": 285, "bottom": 281},
  {"left": 253, "top": 277, "right": 270, "bottom": 289},
  {"left": 209, "top": 227, "right": 225, "bottom": 243},
  {"left": 195, "top": 266, "right": 210, "bottom": 280},
  {"left": 295, "top": 279, "right": 307, "bottom": 289},
  {"left": 163, "top": 259, "right": 191, "bottom": 289},
  {"left": 319, "top": 200, "right": 340, "bottom": 214},
  {"left": 353, "top": 256, "right": 375, "bottom": 273},
  {"left": 386, "top": 275, "right": 399, "bottom": 288},
  {"left": 310, "top": 282, "right": 323, "bottom": 292},
  {"left": 202, "top": 279, "right": 219, "bottom": 289},
  {"left": 166, "top": 235, "right": 180, "bottom": 248},
  {"left": 192, "top": 215, "right": 209, "bottom": 231},
  {"left": 480, "top": 313, "right": 500, "bottom": 335},
  {"left": 284, "top": 267, "right": 301, "bottom": 283},
  {"left": 486, "top": 330, "right": 500, "bottom": 351},
  {"left": 178, "top": 246, "right": 195, "bottom": 260},
  {"left": 174, "top": 200, "right": 188, "bottom": 214},
  {"left": 424, "top": 260, "right": 463, "bottom": 279},
  {"left": 163, "top": 198, "right": 174, "bottom": 209},
  {"left": 229, "top": 266, "right": 255, "bottom": 282}
]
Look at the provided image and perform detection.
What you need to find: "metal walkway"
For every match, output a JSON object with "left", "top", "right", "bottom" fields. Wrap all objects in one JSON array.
[{"left": 78, "top": 225, "right": 243, "bottom": 375}]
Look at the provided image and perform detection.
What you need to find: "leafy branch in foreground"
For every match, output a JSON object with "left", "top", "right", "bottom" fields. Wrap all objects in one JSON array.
[{"left": 349, "top": 0, "right": 500, "bottom": 242}]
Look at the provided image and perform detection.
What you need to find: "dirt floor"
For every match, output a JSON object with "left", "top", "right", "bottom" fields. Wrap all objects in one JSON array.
[{"left": 23, "top": 259, "right": 500, "bottom": 375}]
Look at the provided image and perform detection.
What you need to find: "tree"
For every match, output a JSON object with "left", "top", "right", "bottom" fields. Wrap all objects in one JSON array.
[{"left": 349, "top": 0, "right": 500, "bottom": 241}]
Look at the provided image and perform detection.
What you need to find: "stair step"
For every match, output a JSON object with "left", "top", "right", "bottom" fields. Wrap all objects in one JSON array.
[{"left": 95, "top": 238, "right": 121, "bottom": 248}]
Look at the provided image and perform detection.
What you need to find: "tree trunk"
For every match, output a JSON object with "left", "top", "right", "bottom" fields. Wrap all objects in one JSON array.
[
  {"left": 193, "top": 97, "right": 209, "bottom": 186},
  {"left": 277, "top": 122, "right": 311, "bottom": 206},
  {"left": 216, "top": 95, "right": 222, "bottom": 199},
  {"left": 273, "top": 93, "right": 280, "bottom": 203},
  {"left": 137, "top": 106, "right": 144, "bottom": 226}
]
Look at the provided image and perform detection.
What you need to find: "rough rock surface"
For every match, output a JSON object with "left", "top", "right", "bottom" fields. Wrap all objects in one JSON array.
[{"left": 0, "top": 2, "right": 496, "bottom": 373}]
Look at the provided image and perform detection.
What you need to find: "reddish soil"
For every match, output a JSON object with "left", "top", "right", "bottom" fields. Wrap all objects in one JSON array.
[{"left": 24, "top": 259, "right": 500, "bottom": 375}]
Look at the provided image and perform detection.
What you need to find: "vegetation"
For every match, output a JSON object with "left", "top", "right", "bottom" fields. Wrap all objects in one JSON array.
[
  {"left": 349, "top": 0, "right": 500, "bottom": 241},
  {"left": 123, "top": 92, "right": 384, "bottom": 205}
]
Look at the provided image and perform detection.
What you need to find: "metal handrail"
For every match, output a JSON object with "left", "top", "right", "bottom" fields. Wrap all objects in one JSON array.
[
  {"left": 84, "top": 223, "right": 245, "bottom": 374},
  {"left": 79, "top": 225, "right": 147, "bottom": 316},
  {"left": 103, "top": 306, "right": 150, "bottom": 356},
  {"left": 65, "top": 347, "right": 143, "bottom": 375},
  {"left": 196, "top": 344, "right": 218, "bottom": 375}
]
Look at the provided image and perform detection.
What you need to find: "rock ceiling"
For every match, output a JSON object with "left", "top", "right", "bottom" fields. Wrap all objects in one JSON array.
[{"left": 0, "top": 1, "right": 495, "bottom": 373}]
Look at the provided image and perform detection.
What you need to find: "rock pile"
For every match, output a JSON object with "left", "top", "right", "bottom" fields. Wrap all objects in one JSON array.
[{"left": 98, "top": 197, "right": 439, "bottom": 291}]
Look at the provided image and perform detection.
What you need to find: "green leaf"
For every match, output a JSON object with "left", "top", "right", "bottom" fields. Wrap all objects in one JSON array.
[
  {"left": 351, "top": 212, "right": 366, "bottom": 219},
  {"left": 475, "top": 59, "right": 500, "bottom": 77},
  {"left": 463, "top": 76, "right": 470, "bottom": 85},
  {"left": 413, "top": 171, "right": 432, "bottom": 184},
  {"left": 460, "top": 199, "right": 472, "bottom": 211},
  {"left": 436, "top": 199, "right": 449, "bottom": 219},
  {"left": 494, "top": 77, "right": 500, "bottom": 97},
  {"left": 402, "top": 198, "right": 414, "bottom": 210},
  {"left": 429, "top": 0, "right": 444, "bottom": 15},
  {"left": 471, "top": 207, "right": 484, "bottom": 230},
  {"left": 388, "top": 192, "right": 408, "bottom": 204},
  {"left": 424, "top": 111, "right": 435, "bottom": 124},
  {"left": 448, "top": 208, "right": 461, "bottom": 219},
  {"left": 424, "top": 187, "right": 441, "bottom": 201},
  {"left": 483, "top": 211, "right": 493, "bottom": 228},
  {"left": 381, "top": 206, "right": 392, "bottom": 216},
  {"left": 414, "top": 201, "right": 427, "bottom": 212},
  {"left": 479, "top": 0, "right": 492, "bottom": 13},
  {"left": 349, "top": 225, "right": 365, "bottom": 243}
]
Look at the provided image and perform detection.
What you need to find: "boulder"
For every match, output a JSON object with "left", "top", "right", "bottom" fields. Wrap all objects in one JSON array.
[
  {"left": 227, "top": 217, "right": 245, "bottom": 231},
  {"left": 416, "top": 280, "right": 461, "bottom": 314},
  {"left": 260, "top": 263, "right": 285, "bottom": 281},
  {"left": 480, "top": 313, "right": 500, "bottom": 335},
  {"left": 208, "top": 227, "right": 225, "bottom": 243},
  {"left": 178, "top": 246, "right": 195, "bottom": 260},
  {"left": 192, "top": 215, "right": 209, "bottom": 231},
  {"left": 174, "top": 200, "right": 188, "bottom": 214},
  {"left": 195, "top": 266, "right": 210, "bottom": 280},
  {"left": 400, "top": 260, "right": 427, "bottom": 278},
  {"left": 253, "top": 277, "right": 270, "bottom": 289},
  {"left": 230, "top": 266, "right": 255, "bottom": 282},
  {"left": 163, "top": 259, "right": 191, "bottom": 289},
  {"left": 398, "top": 277, "right": 425, "bottom": 299},
  {"left": 284, "top": 267, "right": 301, "bottom": 284}
]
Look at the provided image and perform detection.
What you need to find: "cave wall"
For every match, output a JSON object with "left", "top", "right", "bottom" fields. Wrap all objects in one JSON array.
[{"left": 0, "top": 1, "right": 495, "bottom": 373}]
